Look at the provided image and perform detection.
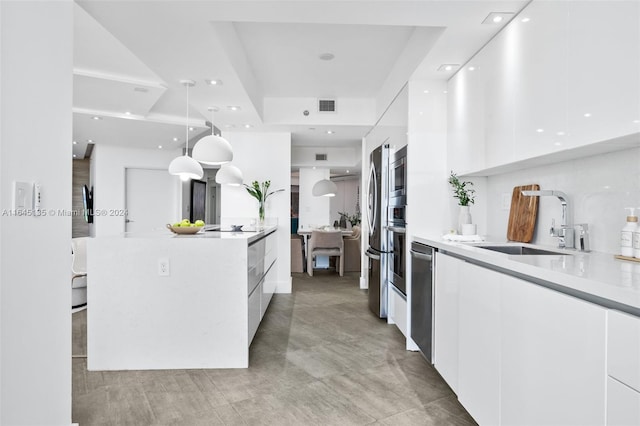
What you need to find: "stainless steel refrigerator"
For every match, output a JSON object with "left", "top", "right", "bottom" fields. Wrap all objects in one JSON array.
[{"left": 365, "top": 143, "right": 389, "bottom": 318}]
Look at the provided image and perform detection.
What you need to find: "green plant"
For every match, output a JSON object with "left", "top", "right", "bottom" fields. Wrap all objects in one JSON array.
[
  {"left": 244, "top": 180, "right": 284, "bottom": 221},
  {"left": 339, "top": 211, "right": 361, "bottom": 227},
  {"left": 448, "top": 171, "right": 475, "bottom": 206}
]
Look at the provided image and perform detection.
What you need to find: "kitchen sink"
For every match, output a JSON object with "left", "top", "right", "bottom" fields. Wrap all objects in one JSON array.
[{"left": 474, "top": 244, "right": 569, "bottom": 256}]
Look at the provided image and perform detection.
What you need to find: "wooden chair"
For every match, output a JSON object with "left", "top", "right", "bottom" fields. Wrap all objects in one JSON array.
[{"left": 307, "top": 230, "right": 344, "bottom": 277}]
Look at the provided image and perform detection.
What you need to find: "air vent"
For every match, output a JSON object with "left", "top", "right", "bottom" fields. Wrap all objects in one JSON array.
[
  {"left": 318, "top": 99, "right": 336, "bottom": 112},
  {"left": 315, "top": 153, "right": 328, "bottom": 161}
]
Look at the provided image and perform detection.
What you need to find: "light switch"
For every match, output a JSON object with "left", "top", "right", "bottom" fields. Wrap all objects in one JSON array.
[{"left": 13, "top": 181, "right": 33, "bottom": 210}]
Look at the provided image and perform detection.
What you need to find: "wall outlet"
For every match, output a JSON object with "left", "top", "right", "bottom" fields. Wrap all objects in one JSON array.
[
  {"left": 502, "top": 192, "right": 512, "bottom": 210},
  {"left": 158, "top": 258, "right": 170, "bottom": 276}
]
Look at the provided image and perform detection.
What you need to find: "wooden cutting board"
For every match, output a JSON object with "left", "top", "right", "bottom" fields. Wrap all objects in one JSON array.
[{"left": 507, "top": 184, "right": 540, "bottom": 242}]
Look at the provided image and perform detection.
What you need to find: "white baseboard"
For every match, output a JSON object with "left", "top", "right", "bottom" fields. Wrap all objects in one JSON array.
[{"left": 359, "top": 276, "right": 367, "bottom": 289}]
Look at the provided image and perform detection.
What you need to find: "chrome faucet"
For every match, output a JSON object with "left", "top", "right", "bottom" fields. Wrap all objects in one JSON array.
[{"left": 521, "top": 190, "right": 575, "bottom": 249}]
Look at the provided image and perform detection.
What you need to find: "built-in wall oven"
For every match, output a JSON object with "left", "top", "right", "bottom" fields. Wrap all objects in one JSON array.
[
  {"left": 388, "top": 205, "right": 406, "bottom": 295},
  {"left": 387, "top": 146, "right": 407, "bottom": 296}
]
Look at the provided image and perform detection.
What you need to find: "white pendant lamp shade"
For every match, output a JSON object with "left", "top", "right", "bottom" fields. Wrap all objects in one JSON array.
[
  {"left": 215, "top": 163, "right": 243, "bottom": 186},
  {"left": 169, "top": 155, "right": 203, "bottom": 181},
  {"left": 168, "top": 79, "right": 203, "bottom": 181},
  {"left": 192, "top": 134, "right": 233, "bottom": 165},
  {"left": 312, "top": 179, "right": 338, "bottom": 197}
]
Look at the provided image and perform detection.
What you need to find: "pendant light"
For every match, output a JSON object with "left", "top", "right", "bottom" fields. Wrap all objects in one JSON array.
[
  {"left": 312, "top": 179, "right": 337, "bottom": 197},
  {"left": 168, "top": 80, "right": 203, "bottom": 181},
  {"left": 192, "top": 106, "right": 233, "bottom": 165},
  {"left": 215, "top": 163, "right": 244, "bottom": 186}
]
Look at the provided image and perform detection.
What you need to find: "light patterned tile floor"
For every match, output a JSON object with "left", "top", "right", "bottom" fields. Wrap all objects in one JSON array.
[{"left": 73, "top": 270, "right": 475, "bottom": 425}]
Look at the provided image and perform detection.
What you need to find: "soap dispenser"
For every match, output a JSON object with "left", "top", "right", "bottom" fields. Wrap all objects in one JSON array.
[
  {"left": 621, "top": 207, "right": 638, "bottom": 257},
  {"left": 634, "top": 207, "right": 640, "bottom": 258}
]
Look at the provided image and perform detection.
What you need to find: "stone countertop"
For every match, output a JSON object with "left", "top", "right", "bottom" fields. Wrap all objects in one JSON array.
[
  {"left": 111, "top": 226, "right": 277, "bottom": 244},
  {"left": 413, "top": 235, "right": 640, "bottom": 315}
]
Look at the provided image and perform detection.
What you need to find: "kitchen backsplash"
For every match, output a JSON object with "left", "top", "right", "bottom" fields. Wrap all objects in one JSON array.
[{"left": 483, "top": 146, "right": 640, "bottom": 254}]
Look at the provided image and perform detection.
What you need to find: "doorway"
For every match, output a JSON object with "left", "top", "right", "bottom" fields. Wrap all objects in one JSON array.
[{"left": 125, "top": 168, "right": 177, "bottom": 232}]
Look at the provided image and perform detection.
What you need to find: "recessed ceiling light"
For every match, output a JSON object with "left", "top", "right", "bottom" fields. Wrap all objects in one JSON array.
[
  {"left": 521, "top": 17, "right": 531, "bottom": 23},
  {"left": 437, "top": 64, "right": 460, "bottom": 72},
  {"left": 443, "top": 90, "right": 448, "bottom": 94},
  {"left": 92, "top": 116, "right": 102, "bottom": 120},
  {"left": 423, "top": 90, "right": 429, "bottom": 94},
  {"left": 419, "top": 112, "right": 424, "bottom": 116},
  {"left": 482, "top": 12, "right": 514, "bottom": 24},
  {"left": 556, "top": 131, "right": 566, "bottom": 136},
  {"left": 205, "top": 79, "right": 223, "bottom": 86},
  {"left": 225, "top": 124, "right": 236, "bottom": 128},
  {"left": 633, "top": 119, "right": 640, "bottom": 124},
  {"left": 125, "top": 111, "right": 131, "bottom": 115},
  {"left": 87, "top": 139, "right": 93, "bottom": 143},
  {"left": 536, "top": 129, "right": 544, "bottom": 133},
  {"left": 227, "top": 106, "right": 241, "bottom": 111},
  {"left": 189, "top": 127, "right": 195, "bottom": 131},
  {"left": 346, "top": 170, "right": 350, "bottom": 174},
  {"left": 312, "top": 166, "right": 316, "bottom": 170},
  {"left": 244, "top": 124, "right": 252, "bottom": 129},
  {"left": 583, "top": 113, "right": 592, "bottom": 117},
  {"left": 173, "top": 137, "right": 179, "bottom": 141},
  {"left": 72, "top": 140, "right": 77, "bottom": 145},
  {"left": 326, "top": 130, "right": 334, "bottom": 134},
  {"left": 73, "top": 154, "right": 77, "bottom": 158},
  {"left": 319, "top": 53, "right": 335, "bottom": 61},
  {"left": 158, "top": 145, "right": 163, "bottom": 149},
  {"left": 468, "top": 66, "right": 476, "bottom": 71},
  {"left": 554, "top": 142, "right": 562, "bottom": 146}
]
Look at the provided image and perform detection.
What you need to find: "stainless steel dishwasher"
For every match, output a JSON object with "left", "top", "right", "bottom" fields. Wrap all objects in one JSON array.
[{"left": 410, "top": 242, "right": 435, "bottom": 362}]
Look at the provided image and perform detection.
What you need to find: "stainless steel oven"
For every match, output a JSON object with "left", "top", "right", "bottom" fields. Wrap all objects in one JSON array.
[
  {"left": 388, "top": 201, "right": 406, "bottom": 297},
  {"left": 389, "top": 145, "right": 407, "bottom": 200}
]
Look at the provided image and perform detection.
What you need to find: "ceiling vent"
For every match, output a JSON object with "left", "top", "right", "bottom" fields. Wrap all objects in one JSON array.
[
  {"left": 315, "top": 153, "right": 328, "bottom": 161},
  {"left": 318, "top": 99, "right": 336, "bottom": 113}
]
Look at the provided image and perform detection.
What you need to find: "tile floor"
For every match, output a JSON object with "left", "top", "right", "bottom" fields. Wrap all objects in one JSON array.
[{"left": 72, "top": 271, "right": 475, "bottom": 425}]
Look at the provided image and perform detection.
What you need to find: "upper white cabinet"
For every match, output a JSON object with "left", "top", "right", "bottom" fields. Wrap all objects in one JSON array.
[
  {"left": 566, "top": 1, "right": 640, "bottom": 149},
  {"left": 447, "top": 0, "right": 640, "bottom": 175}
]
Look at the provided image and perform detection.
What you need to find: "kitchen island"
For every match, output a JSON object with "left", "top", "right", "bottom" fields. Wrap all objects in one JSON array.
[{"left": 87, "top": 227, "right": 277, "bottom": 370}]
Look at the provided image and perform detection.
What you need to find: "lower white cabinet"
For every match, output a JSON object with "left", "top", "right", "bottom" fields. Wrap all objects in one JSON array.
[
  {"left": 435, "top": 252, "right": 608, "bottom": 425},
  {"left": 248, "top": 282, "right": 261, "bottom": 343},
  {"left": 388, "top": 284, "right": 408, "bottom": 337},
  {"left": 607, "top": 310, "right": 640, "bottom": 425},
  {"left": 607, "top": 377, "right": 640, "bottom": 426},
  {"left": 458, "top": 262, "right": 501, "bottom": 426},
  {"left": 434, "top": 253, "right": 461, "bottom": 392},
  {"left": 501, "top": 275, "right": 606, "bottom": 425}
]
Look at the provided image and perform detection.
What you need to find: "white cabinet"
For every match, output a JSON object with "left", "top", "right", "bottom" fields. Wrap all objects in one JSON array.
[
  {"left": 607, "top": 377, "right": 640, "bottom": 426},
  {"left": 388, "top": 284, "right": 408, "bottom": 337},
  {"left": 248, "top": 282, "right": 261, "bottom": 344},
  {"left": 607, "top": 310, "right": 640, "bottom": 425},
  {"left": 457, "top": 261, "right": 501, "bottom": 426},
  {"left": 501, "top": 276, "right": 607, "bottom": 425},
  {"left": 434, "top": 253, "right": 461, "bottom": 392},
  {"left": 567, "top": 1, "right": 640, "bottom": 150}
]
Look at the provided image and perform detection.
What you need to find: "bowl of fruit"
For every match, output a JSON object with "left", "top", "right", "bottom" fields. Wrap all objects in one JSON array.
[{"left": 167, "top": 219, "right": 205, "bottom": 234}]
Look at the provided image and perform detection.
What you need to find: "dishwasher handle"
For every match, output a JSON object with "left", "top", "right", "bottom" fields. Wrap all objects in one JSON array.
[{"left": 410, "top": 249, "right": 432, "bottom": 261}]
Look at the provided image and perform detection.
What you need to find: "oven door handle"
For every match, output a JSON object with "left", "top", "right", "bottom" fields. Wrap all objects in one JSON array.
[
  {"left": 387, "top": 226, "right": 406, "bottom": 234},
  {"left": 410, "top": 250, "right": 432, "bottom": 261}
]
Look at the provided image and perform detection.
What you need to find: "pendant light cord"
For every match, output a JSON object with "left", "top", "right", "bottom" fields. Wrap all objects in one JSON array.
[{"left": 185, "top": 83, "right": 190, "bottom": 154}]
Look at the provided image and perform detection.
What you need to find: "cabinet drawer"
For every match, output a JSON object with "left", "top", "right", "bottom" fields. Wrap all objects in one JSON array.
[
  {"left": 607, "top": 377, "right": 640, "bottom": 426},
  {"left": 248, "top": 282, "right": 261, "bottom": 345},
  {"left": 248, "top": 259, "right": 264, "bottom": 293},
  {"left": 248, "top": 238, "right": 266, "bottom": 270},
  {"left": 608, "top": 310, "right": 640, "bottom": 391}
]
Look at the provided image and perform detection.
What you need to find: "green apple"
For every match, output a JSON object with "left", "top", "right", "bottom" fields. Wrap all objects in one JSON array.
[
  {"left": 194, "top": 219, "right": 205, "bottom": 227},
  {"left": 190, "top": 223, "right": 196, "bottom": 227},
  {"left": 181, "top": 218, "right": 190, "bottom": 225},
  {"left": 172, "top": 222, "right": 182, "bottom": 227}
]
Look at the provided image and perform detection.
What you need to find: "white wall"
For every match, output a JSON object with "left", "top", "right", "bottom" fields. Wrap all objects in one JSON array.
[
  {"left": 291, "top": 146, "right": 360, "bottom": 169},
  {"left": 329, "top": 178, "right": 361, "bottom": 227},
  {"left": 298, "top": 168, "right": 331, "bottom": 228},
  {"left": 484, "top": 147, "right": 640, "bottom": 254},
  {"left": 90, "top": 145, "right": 183, "bottom": 236},
  {"left": 220, "top": 132, "right": 292, "bottom": 292},
  {"left": 0, "top": 1, "right": 72, "bottom": 424}
]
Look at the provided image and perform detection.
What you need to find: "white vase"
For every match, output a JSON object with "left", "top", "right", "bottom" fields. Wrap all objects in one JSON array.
[{"left": 458, "top": 205, "right": 472, "bottom": 234}]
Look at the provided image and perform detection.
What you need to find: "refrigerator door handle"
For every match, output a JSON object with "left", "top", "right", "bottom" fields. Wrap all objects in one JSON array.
[
  {"left": 387, "top": 226, "right": 406, "bottom": 234},
  {"left": 366, "top": 164, "right": 377, "bottom": 236},
  {"left": 365, "top": 249, "right": 381, "bottom": 260}
]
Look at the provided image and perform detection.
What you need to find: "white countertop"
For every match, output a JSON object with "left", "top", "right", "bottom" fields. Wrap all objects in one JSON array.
[
  {"left": 413, "top": 235, "right": 640, "bottom": 314},
  {"left": 113, "top": 226, "right": 277, "bottom": 244}
]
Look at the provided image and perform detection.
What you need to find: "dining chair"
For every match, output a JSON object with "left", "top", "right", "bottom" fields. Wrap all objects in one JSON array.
[
  {"left": 307, "top": 230, "right": 344, "bottom": 277},
  {"left": 71, "top": 237, "right": 88, "bottom": 308}
]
